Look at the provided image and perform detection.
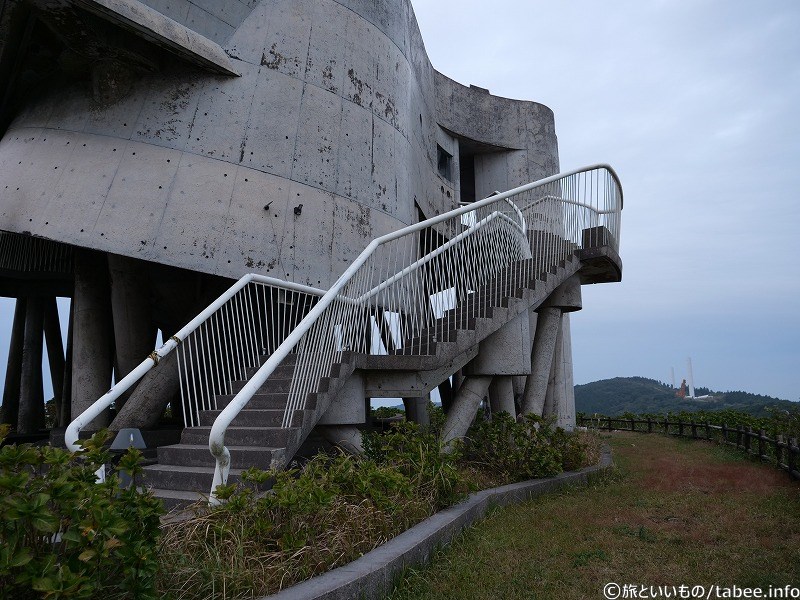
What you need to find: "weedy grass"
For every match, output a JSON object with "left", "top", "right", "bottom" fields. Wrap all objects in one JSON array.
[
  {"left": 156, "top": 417, "right": 598, "bottom": 599},
  {"left": 388, "top": 432, "right": 800, "bottom": 600}
]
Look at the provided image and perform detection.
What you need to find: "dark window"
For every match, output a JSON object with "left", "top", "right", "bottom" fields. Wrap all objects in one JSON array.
[{"left": 437, "top": 145, "right": 453, "bottom": 181}]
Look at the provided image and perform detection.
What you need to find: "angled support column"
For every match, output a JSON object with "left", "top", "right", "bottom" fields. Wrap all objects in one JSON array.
[
  {"left": 521, "top": 306, "right": 561, "bottom": 416},
  {"left": 521, "top": 275, "right": 582, "bottom": 418},
  {"left": 1, "top": 298, "right": 26, "bottom": 427},
  {"left": 441, "top": 375, "right": 492, "bottom": 449},
  {"left": 43, "top": 297, "right": 65, "bottom": 427}
]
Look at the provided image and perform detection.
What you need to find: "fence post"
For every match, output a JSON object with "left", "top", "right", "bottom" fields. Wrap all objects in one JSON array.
[
  {"left": 744, "top": 427, "right": 752, "bottom": 455},
  {"left": 630, "top": 418, "right": 635, "bottom": 432},
  {"left": 737, "top": 425, "right": 743, "bottom": 449},
  {"left": 722, "top": 423, "right": 728, "bottom": 445},
  {"left": 678, "top": 420, "right": 684, "bottom": 437},
  {"left": 647, "top": 418, "right": 653, "bottom": 434},
  {"left": 691, "top": 420, "right": 697, "bottom": 439},
  {"left": 607, "top": 417, "right": 612, "bottom": 431},
  {"left": 758, "top": 429, "right": 766, "bottom": 462},
  {"left": 664, "top": 418, "right": 669, "bottom": 435},
  {"left": 776, "top": 434, "right": 784, "bottom": 468},
  {"left": 789, "top": 438, "right": 799, "bottom": 480},
  {"left": 705, "top": 421, "right": 711, "bottom": 441}
]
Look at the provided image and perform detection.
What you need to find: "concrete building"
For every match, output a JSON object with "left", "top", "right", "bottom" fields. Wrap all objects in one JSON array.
[{"left": 0, "top": 0, "right": 621, "bottom": 503}]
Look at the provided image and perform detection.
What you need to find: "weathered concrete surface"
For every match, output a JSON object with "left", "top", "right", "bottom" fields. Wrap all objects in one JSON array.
[
  {"left": 0, "top": 0, "right": 559, "bottom": 291},
  {"left": 466, "top": 310, "right": 531, "bottom": 376},
  {"left": 259, "top": 446, "right": 613, "bottom": 600},
  {"left": 318, "top": 372, "right": 366, "bottom": 425},
  {"left": 402, "top": 396, "right": 429, "bottom": 428},
  {"left": 110, "top": 348, "right": 180, "bottom": 429}
]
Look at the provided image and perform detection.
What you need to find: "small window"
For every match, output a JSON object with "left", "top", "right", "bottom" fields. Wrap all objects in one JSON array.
[{"left": 437, "top": 145, "right": 453, "bottom": 181}]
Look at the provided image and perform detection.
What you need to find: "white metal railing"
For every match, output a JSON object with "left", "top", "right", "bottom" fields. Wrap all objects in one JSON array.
[
  {"left": 64, "top": 275, "right": 326, "bottom": 451},
  {"left": 207, "top": 164, "right": 622, "bottom": 499}
]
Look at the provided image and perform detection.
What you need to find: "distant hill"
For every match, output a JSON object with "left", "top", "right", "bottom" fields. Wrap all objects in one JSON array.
[{"left": 575, "top": 377, "right": 797, "bottom": 417}]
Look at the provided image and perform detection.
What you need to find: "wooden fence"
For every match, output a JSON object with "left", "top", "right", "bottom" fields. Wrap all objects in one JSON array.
[{"left": 576, "top": 415, "right": 800, "bottom": 481}]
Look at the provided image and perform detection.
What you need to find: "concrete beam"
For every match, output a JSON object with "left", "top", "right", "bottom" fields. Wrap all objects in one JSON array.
[{"left": 318, "top": 372, "right": 366, "bottom": 426}]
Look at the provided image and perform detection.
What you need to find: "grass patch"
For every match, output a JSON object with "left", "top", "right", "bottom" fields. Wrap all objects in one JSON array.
[{"left": 388, "top": 431, "right": 800, "bottom": 600}]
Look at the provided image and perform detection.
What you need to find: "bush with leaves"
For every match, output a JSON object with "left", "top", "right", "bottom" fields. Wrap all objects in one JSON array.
[
  {"left": 0, "top": 425, "right": 162, "bottom": 599},
  {"left": 461, "top": 412, "right": 588, "bottom": 484}
]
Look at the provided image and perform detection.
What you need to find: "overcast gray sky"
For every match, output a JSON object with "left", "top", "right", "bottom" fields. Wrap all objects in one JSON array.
[
  {"left": 1, "top": 0, "right": 798, "bottom": 404},
  {"left": 413, "top": 0, "right": 800, "bottom": 400}
]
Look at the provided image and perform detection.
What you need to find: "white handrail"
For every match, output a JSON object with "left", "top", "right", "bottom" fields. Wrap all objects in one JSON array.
[
  {"left": 207, "top": 164, "right": 623, "bottom": 501},
  {"left": 65, "top": 275, "right": 326, "bottom": 451}
]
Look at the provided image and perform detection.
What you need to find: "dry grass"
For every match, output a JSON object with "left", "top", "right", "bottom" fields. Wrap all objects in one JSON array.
[{"left": 389, "top": 432, "right": 800, "bottom": 600}]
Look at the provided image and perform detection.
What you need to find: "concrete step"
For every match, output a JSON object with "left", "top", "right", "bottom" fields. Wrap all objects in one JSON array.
[
  {"left": 149, "top": 488, "right": 206, "bottom": 512},
  {"left": 245, "top": 363, "right": 296, "bottom": 379},
  {"left": 142, "top": 464, "right": 246, "bottom": 492},
  {"left": 181, "top": 426, "right": 299, "bottom": 448},
  {"left": 199, "top": 408, "right": 303, "bottom": 427},
  {"left": 157, "top": 443, "right": 283, "bottom": 470},
  {"left": 231, "top": 377, "right": 293, "bottom": 393}
]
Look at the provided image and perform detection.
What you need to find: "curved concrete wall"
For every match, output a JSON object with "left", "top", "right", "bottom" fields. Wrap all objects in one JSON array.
[{"left": 0, "top": 0, "right": 559, "bottom": 288}]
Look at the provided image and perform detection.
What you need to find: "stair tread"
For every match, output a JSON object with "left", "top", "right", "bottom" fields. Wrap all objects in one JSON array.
[
  {"left": 143, "top": 464, "right": 244, "bottom": 475},
  {"left": 146, "top": 488, "right": 206, "bottom": 500},
  {"left": 163, "top": 443, "right": 283, "bottom": 451}
]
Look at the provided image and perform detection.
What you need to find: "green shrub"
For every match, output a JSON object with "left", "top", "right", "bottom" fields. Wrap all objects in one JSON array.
[
  {"left": 0, "top": 425, "right": 162, "bottom": 599},
  {"left": 462, "top": 413, "right": 590, "bottom": 484}
]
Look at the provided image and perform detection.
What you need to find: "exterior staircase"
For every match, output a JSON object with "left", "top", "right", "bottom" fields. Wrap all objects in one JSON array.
[
  {"left": 143, "top": 250, "right": 587, "bottom": 509},
  {"left": 65, "top": 165, "right": 623, "bottom": 510}
]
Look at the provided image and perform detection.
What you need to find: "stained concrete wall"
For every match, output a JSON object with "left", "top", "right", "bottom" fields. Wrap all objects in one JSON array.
[{"left": 0, "top": 0, "right": 559, "bottom": 290}]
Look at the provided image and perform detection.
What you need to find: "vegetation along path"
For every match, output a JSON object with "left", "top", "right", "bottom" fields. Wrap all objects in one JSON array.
[{"left": 388, "top": 432, "right": 800, "bottom": 600}]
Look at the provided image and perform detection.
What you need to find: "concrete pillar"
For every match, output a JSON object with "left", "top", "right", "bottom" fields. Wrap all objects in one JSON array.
[
  {"left": 521, "top": 306, "right": 561, "bottom": 416},
  {"left": 71, "top": 250, "right": 114, "bottom": 427},
  {"left": 319, "top": 425, "right": 364, "bottom": 455},
  {"left": 1, "top": 297, "right": 26, "bottom": 427},
  {"left": 18, "top": 297, "right": 45, "bottom": 433},
  {"left": 43, "top": 297, "right": 65, "bottom": 427},
  {"left": 402, "top": 396, "right": 430, "bottom": 428},
  {"left": 437, "top": 377, "right": 453, "bottom": 413},
  {"left": 542, "top": 322, "right": 564, "bottom": 420},
  {"left": 441, "top": 375, "right": 492, "bottom": 448},
  {"left": 489, "top": 376, "right": 516, "bottom": 418},
  {"left": 559, "top": 314, "right": 576, "bottom": 430},
  {"left": 108, "top": 254, "right": 157, "bottom": 409},
  {"left": 60, "top": 302, "right": 74, "bottom": 427}
]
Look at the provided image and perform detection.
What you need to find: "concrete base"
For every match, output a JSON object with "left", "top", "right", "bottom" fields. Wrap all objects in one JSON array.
[{"left": 318, "top": 425, "right": 364, "bottom": 456}]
